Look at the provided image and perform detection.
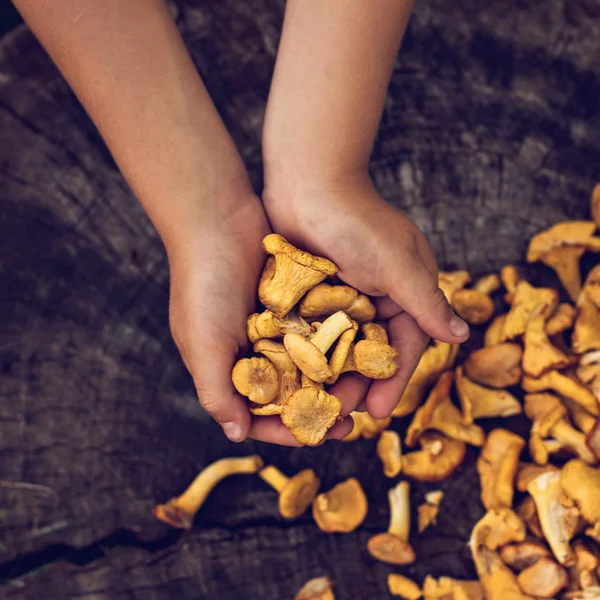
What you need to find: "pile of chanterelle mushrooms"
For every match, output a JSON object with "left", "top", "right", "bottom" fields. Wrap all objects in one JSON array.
[{"left": 153, "top": 184, "right": 600, "bottom": 600}]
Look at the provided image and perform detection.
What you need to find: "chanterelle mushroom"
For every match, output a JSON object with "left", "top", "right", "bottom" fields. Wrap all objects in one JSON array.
[
  {"left": 259, "top": 465, "right": 320, "bottom": 519},
  {"left": 231, "top": 357, "right": 279, "bottom": 405},
  {"left": 153, "top": 455, "right": 263, "bottom": 529},
  {"left": 501, "top": 265, "right": 520, "bottom": 303},
  {"left": 294, "top": 576, "right": 335, "bottom": 600},
  {"left": 405, "top": 371, "right": 485, "bottom": 447},
  {"left": 463, "top": 343, "right": 523, "bottom": 389},
  {"left": 401, "top": 432, "right": 466, "bottom": 482},
  {"left": 325, "top": 320, "right": 358, "bottom": 384},
  {"left": 527, "top": 221, "right": 599, "bottom": 301},
  {"left": 573, "top": 293, "right": 600, "bottom": 354},
  {"left": 524, "top": 393, "right": 597, "bottom": 465},
  {"left": 387, "top": 574, "right": 422, "bottom": 599},
  {"left": 258, "top": 234, "right": 338, "bottom": 318},
  {"left": 560, "top": 459, "right": 600, "bottom": 524},
  {"left": 468, "top": 509, "right": 531, "bottom": 600},
  {"left": 546, "top": 303, "right": 577, "bottom": 336},
  {"left": 516, "top": 463, "right": 559, "bottom": 493},
  {"left": 353, "top": 323, "right": 399, "bottom": 379},
  {"left": 342, "top": 411, "right": 391, "bottom": 442},
  {"left": 367, "top": 481, "right": 416, "bottom": 565},
  {"left": 422, "top": 576, "right": 484, "bottom": 600},
  {"left": 299, "top": 283, "right": 376, "bottom": 323},
  {"left": 452, "top": 289, "right": 495, "bottom": 325},
  {"left": 500, "top": 539, "right": 551, "bottom": 571},
  {"left": 484, "top": 314, "right": 507, "bottom": 347},
  {"left": 527, "top": 471, "right": 580, "bottom": 566},
  {"left": 439, "top": 270, "right": 471, "bottom": 302},
  {"left": 517, "top": 556, "right": 569, "bottom": 598},
  {"left": 522, "top": 371, "right": 600, "bottom": 417},
  {"left": 312, "top": 478, "right": 367, "bottom": 533},
  {"left": 501, "top": 281, "right": 559, "bottom": 341},
  {"left": 455, "top": 366, "right": 522, "bottom": 423},
  {"left": 281, "top": 387, "right": 342, "bottom": 446},
  {"left": 569, "top": 539, "right": 600, "bottom": 591},
  {"left": 522, "top": 305, "right": 570, "bottom": 377},
  {"left": 285, "top": 311, "right": 353, "bottom": 382},
  {"left": 252, "top": 339, "right": 300, "bottom": 415},
  {"left": 477, "top": 428, "right": 525, "bottom": 510},
  {"left": 247, "top": 308, "right": 313, "bottom": 343},
  {"left": 393, "top": 341, "right": 458, "bottom": 418},
  {"left": 377, "top": 430, "right": 402, "bottom": 478},
  {"left": 418, "top": 490, "right": 444, "bottom": 533}
]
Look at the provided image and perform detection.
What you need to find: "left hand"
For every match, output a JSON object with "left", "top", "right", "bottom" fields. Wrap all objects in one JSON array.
[{"left": 263, "top": 174, "right": 470, "bottom": 420}]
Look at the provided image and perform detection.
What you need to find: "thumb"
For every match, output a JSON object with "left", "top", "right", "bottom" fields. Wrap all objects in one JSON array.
[
  {"left": 386, "top": 252, "right": 470, "bottom": 344},
  {"left": 188, "top": 347, "right": 252, "bottom": 443}
]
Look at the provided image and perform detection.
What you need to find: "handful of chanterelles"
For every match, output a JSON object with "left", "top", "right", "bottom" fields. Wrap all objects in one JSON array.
[{"left": 153, "top": 184, "right": 600, "bottom": 600}]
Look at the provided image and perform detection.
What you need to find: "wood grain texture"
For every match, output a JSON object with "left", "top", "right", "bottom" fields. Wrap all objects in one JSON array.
[{"left": 0, "top": 0, "right": 599, "bottom": 598}]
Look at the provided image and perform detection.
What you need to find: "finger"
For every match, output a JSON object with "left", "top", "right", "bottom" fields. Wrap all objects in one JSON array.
[
  {"left": 328, "top": 372, "right": 371, "bottom": 416},
  {"left": 386, "top": 250, "right": 469, "bottom": 344},
  {"left": 325, "top": 417, "right": 354, "bottom": 440},
  {"left": 190, "top": 345, "right": 252, "bottom": 443},
  {"left": 248, "top": 416, "right": 304, "bottom": 446},
  {"left": 365, "top": 312, "right": 430, "bottom": 419},
  {"left": 374, "top": 296, "right": 404, "bottom": 320}
]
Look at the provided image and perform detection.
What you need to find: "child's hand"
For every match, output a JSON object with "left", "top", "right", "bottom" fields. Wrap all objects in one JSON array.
[{"left": 263, "top": 177, "right": 470, "bottom": 420}]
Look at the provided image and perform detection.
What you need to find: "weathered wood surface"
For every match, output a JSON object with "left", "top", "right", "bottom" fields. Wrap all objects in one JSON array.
[{"left": 0, "top": 0, "right": 599, "bottom": 598}]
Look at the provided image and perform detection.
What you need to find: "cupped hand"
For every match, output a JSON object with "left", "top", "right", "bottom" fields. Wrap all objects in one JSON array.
[
  {"left": 167, "top": 190, "right": 353, "bottom": 446},
  {"left": 263, "top": 175, "right": 470, "bottom": 420}
]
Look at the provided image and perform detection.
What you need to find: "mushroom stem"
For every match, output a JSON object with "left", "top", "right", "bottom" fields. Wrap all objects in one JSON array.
[
  {"left": 259, "top": 465, "right": 289, "bottom": 492},
  {"left": 388, "top": 481, "right": 410, "bottom": 541},
  {"left": 310, "top": 311, "right": 353, "bottom": 354},
  {"left": 153, "top": 455, "right": 263, "bottom": 529}
]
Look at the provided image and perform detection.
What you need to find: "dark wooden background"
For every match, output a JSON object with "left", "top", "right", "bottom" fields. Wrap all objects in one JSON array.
[{"left": 0, "top": 1, "right": 599, "bottom": 598}]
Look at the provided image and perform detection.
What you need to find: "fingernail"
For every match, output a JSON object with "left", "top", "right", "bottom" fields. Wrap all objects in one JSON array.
[
  {"left": 450, "top": 314, "right": 470, "bottom": 338},
  {"left": 221, "top": 421, "right": 243, "bottom": 442}
]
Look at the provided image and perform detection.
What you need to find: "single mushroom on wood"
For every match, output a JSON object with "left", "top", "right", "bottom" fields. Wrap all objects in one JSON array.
[
  {"left": 259, "top": 465, "right": 320, "bottom": 519},
  {"left": 524, "top": 393, "right": 597, "bottom": 465},
  {"left": 387, "top": 574, "right": 422, "bottom": 599},
  {"left": 405, "top": 371, "right": 485, "bottom": 447},
  {"left": 392, "top": 341, "right": 459, "bottom": 418},
  {"left": 501, "top": 281, "right": 559, "bottom": 341},
  {"left": 477, "top": 428, "right": 525, "bottom": 510},
  {"left": 367, "top": 481, "right": 416, "bottom": 565},
  {"left": 500, "top": 539, "right": 551, "bottom": 571},
  {"left": 353, "top": 323, "right": 399, "bottom": 379},
  {"left": 281, "top": 386, "right": 342, "bottom": 446},
  {"left": 401, "top": 432, "right": 466, "bottom": 482},
  {"left": 522, "top": 304, "right": 570, "bottom": 377},
  {"left": 231, "top": 357, "right": 279, "bottom": 405},
  {"left": 153, "top": 455, "right": 263, "bottom": 529},
  {"left": 455, "top": 366, "right": 522, "bottom": 423},
  {"left": 258, "top": 234, "right": 338, "bottom": 318},
  {"left": 527, "top": 471, "right": 580, "bottom": 566},
  {"left": 463, "top": 343, "right": 523, "bottom": 388},
  {"left": 251, "top": 339, "right": 300, "bottom": 415},
  {"left": 527, "top": 221, "right": 600, "bottom": 301},
  {"left": 517, "top": 556, "right": 569, "bottom": 598},
  {"left": 377, "top": 430, "right": 402, "bottom": 478},
  {"left": 417, "top": 490, "right": 444, "bottom": 533},
  {"left": 312, "top": 478, "right": 367, "bottom": 533},
  {"left": 294, "top": 576, "right": 335, "bottom": 600}
]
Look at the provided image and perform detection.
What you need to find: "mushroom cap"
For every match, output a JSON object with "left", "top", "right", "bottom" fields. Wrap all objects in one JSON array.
[
  {"left": 361, "top": 322, "right": 389, "bottom": 344},
  {"left": 392, "top": 342, "right": 458, "bottom": 417},
  {"left": 294, "top": 576, "right": 335, "bottom": 600},
  {"left": 281, "top": 387, "right": 342, "bottom": 446},
  {"left": 231, "top": 357, "right": 279, "bottom": 404},
  {"left": 279, "top": 469, "right": 321, "bottom": 519},
  {"left": 284, "top": 333, "right": 333, "bottom": 383},
  {"left": 502, "top": 281, "right": 559, "bottom": 340},
  {"left": 500, "top": 539, "right": 552, "bottom": 571},
  {"left": 523, "top": 308, "right": 571, "bottom": 377},
  {"left": 516, "top": 463, "right": 559, "bottom": 493},
  {"left": 456, "top": 366, "right": 522, "bottom": 423},
  {"left": 573, "top": 295, "right": 600, "bottom": 354},
  {"left": 501, "top": 265, "right": 520, "bottom": 302},
  {"left": 401, "top": 432, "right": 467, "bottom": 482},
  {"left": 546, "top": 303, "right": 577, "bottom": 336},
  {"left": 484, "top": 314, "right": 507, "bottom": 347},
  {"left": 517, "top": 557, "right": 569, "bottom": 598},
  {"left": 299, "top": 283, "right": 358, "bottom": 319},
  {"left": 560, "top": 459, "right": 600, "bottom": 523},
  {"left": 377, "top": 430, "right": 402, "bottom": 478},
  {"left": 353, "top": 339, "right": 399, "bottom": 379},
  {"left": 346, "top": 294, "right": 376, "bottom": 322},
  {"left": 247, "top": 311, "right": 282, "bottom": 343},
  {"left": 439, "top": 270, "right": 472, "bottom": 301},
  {"left": 152, "top": 498, "right": 194, "bottom": 529},
  {"left": 312, "top": 478, "right": 367, "bottom": 533},
  {"left": 367, "top": 532, "right": 416, "bottom": 565},
  {"left": 477, "top": 428, "right": 526, "bottom": 510},
  {"left": 452, "top": 289, "right": 495, "bottom": 325},
  {"left": 527, "top": 221, "right": 597, "bottom": 262},
  {"left": 263, "top": 234, "right": 338, "bottom": 274},
  {"left": 387, "top": 574, "right": 422, "bottom": 600},
  {"left": 463, "top": 343, "right": 523, "bottom": 388}
]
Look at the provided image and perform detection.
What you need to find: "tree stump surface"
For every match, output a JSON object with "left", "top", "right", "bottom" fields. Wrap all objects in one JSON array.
[{"left": 0, "top": 0, "right": 598, "bottom": 598}]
